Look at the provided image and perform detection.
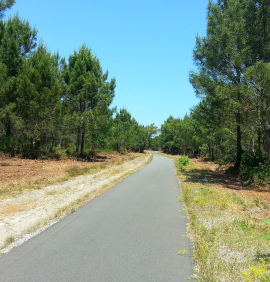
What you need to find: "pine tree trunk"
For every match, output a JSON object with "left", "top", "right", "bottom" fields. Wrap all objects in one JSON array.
[
  {"left": 4, "top": 116, "right": 16, "bottom": 157},
  {"left": 76, "top": 127, "right": 81, "bottom": 157},
  {"left": 265, "top": 129, "right": 270, "bottom": 162},
  {"left": 257, "top": 129, "right": 262, "bottom": 158},
  {"left": 80, "top": 125, "right": 85, "bottom": 157},
  {"left": 234, "top": 112, "right": 242, "bottom": 171},
  {"left": 5, "top": 117, "right": 11, "bottom": 137},
  {"left": 261, "top": 92, "right": 270, "bottom": 162}
]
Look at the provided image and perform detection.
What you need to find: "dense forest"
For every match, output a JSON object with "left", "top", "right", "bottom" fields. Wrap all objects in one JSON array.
[
  {"left": 155, "top": 0, "right": 270, "bottom": 185},
  {"left": 0, "top": 0, "right": 158, "bottom": 159}
]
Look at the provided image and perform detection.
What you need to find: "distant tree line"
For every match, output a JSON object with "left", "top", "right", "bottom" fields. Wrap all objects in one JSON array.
[
  {"left": 0, "top": 1, "right": 158, "bottom": 159},
  {"left": 155, "top": 0, "right": 270, "bottom": 184}
]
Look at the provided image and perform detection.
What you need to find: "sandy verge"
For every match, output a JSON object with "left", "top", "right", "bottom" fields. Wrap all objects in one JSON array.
[{"left": 0, "top": 153, "right": 151, "bottom": 254}]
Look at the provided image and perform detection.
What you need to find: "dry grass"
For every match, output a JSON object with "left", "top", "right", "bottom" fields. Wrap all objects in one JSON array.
[
  {"left": 0, "top": 152, "right": 143, "bottom": 199},
  {"left": 0, "top": 199, "right": 36, "bottom": 219},
  {"left": 164, "top": 154, "right": 270, "bottom": 281},
  {"left": 0, "top": 151, "right": 153, "bottom": 254}
]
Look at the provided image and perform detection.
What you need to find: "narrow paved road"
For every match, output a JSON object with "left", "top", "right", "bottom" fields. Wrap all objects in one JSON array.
[{"left": 0, "top": 153, "right": 193, "bottom": 281}]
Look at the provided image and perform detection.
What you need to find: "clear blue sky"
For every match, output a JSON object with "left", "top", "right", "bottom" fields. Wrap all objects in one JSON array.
[{"left": 6, "top": 0, "right": 209, "bottom": 128}]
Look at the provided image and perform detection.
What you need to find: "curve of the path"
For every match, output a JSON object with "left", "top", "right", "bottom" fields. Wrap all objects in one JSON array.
[{"left": 0, "top": 152, "right": 194, "bottom": 281}]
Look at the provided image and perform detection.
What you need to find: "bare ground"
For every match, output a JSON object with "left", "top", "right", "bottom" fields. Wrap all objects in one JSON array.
[
  {"left": 0, "top": 152, "right": 151, "bottom": 254},
  {"left": 0, "top": 152, "right": 145, "bottom": 199}
]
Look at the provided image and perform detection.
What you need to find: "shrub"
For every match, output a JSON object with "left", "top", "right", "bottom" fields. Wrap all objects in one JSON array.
[
  {"left": 179, "top": 156, "right": 189, "bottom": 166},
  {"left": 0, "top": 136, "right": 19, "bottom": 157},
  {"left": 178, "top": 156, "right": 189, "bottom": 170},
  {"left": 240, "top": 162, "right": 270, "bottom": 185}
]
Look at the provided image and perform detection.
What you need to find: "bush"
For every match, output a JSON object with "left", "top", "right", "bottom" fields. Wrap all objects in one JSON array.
[
  {"left": 240, "top": 155, "right": 270, "bottom": 185},
  {"left": 220, "top": 154, "right": 235, "bottom": 165},
  {"left": 0, "top": 136, "right": 19, "bottom": 157},
  {"left": 179, "top": 156, "right": 189, "bottom": 165},
  {"left": 51, "top": 148, "right": 68, "bottom": 160},
  {"left": 163, "top": 141, "right": 178, "bottom": 155},
  {"left": 242, "top": 153, "right": 265, "bottom": 167},
  {"left": 178, "top": 156, "right": 189, "bottom": 170}
]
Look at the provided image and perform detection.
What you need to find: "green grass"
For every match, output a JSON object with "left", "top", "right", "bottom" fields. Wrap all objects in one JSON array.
[
  {"left": 5, "top": 236, "right": 15, "bottom": 245},
  {"left": 170, "top": 156, "right": 270, "bottom": 281},
  {"left": 67, "top": 167, "right": 91, "bottom": 177}
]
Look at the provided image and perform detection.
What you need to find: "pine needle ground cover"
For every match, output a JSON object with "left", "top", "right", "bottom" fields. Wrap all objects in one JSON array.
[{"left": 168, "top": 154, "right": 270, "bottom": 281}]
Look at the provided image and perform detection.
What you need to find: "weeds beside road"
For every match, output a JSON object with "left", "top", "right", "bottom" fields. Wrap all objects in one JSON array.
[{"left": 167, "top": 154, "right": 270, "bottom": 281}]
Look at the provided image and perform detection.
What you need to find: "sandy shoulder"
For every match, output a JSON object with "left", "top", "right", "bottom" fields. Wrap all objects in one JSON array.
[{"left": 0, "top": 153, "right": 152, "bottom": 254}]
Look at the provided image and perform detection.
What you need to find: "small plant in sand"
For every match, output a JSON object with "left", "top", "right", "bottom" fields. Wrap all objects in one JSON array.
[
  {"left": 5, "top": 236, "right": 15, "bottom": 245},
  {"left": 178, "top": 156, "right": 189, "bottom": 170}
]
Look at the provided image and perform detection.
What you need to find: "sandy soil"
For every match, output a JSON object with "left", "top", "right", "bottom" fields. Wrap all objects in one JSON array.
[
  {"left": 0, "top": 152, "right": 144, "bottom": 198},
  {"left": 0, "top": 152, "right": 151, "bottom": 254}
]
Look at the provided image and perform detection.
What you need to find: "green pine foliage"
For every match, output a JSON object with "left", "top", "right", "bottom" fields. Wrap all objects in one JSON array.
[
  {"left": 0, "top": 12, "right": 154, "bottom": 159},
  {"left": 0, "top": 0, "right": 15, "bottom": 18},
  {"left": 110, "top": 108, "right": 149, "bottom": 154},
  {"left": 159, "top": 0, "right": 270, "bottom": 186}
]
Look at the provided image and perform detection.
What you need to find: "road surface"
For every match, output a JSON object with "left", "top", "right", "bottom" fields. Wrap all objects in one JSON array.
[{"left": 0, "top": 152, "right": 194, "bottom": 281}]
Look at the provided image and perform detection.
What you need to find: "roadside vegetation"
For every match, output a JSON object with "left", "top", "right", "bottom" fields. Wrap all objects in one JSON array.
[
  {"left": 0, "top": 152, "right": 149, "bottom": 200},
  {"left": 168, "top": 154, "right": 270, "bottom": 281}
]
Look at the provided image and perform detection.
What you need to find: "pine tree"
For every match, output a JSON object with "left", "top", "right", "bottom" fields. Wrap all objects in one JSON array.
[
  {"left": 0, "top": 0, "right": 15, "bottom": 18},
  {"left": 0, "top": 14, "right": 37, "bottom": 155},
  {"left": 15, "top": 43, "right": 64, "bottom": 157},
  {"left": 63, "top": 45, "right": 115, "bottom": 157},
  {"left": 191, "top": 0, "right": 251, "bottom": 170}
]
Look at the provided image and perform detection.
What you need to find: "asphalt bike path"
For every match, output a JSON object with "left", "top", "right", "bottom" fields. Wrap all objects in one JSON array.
[{"left": 0, "top": 152, "right": 194, "bottom": 281}]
